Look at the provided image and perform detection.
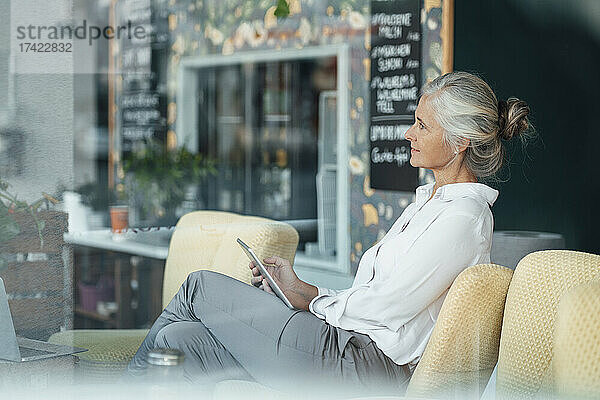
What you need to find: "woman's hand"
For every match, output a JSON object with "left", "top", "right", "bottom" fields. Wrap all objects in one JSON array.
[{"left": 248, "top": 256, "right": 318, "bottom": 311}]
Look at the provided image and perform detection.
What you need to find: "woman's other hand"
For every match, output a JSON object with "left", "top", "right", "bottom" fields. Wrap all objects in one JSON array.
[
  {"left": 248, "top": 256, "right": 296, "bottom": 294},
  {"left": 247, "top": 256, "right": 318, "bottom": 311},
  {"left": 249, "top": 260, "right": 271, "bottom": 291}
]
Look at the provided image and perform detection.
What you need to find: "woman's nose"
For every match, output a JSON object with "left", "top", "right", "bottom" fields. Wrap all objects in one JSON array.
[{"left": 405, "top": 125, "right": 415, "bottom": 142}]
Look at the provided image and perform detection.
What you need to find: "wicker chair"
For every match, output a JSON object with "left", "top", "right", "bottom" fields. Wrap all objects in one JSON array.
[
  {"left": 49, "top": 211, "right": 299, "bottom": 382},
  {"left": 495, "top": 250, "right": 600, "bottom": 399},
  {"left": 404, "top": 264, "right": 513, "bottom": 399}
]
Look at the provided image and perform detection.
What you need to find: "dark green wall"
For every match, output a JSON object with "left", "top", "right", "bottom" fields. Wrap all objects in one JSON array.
[{"left": 454, "top": 0, "right": 600, "bottom": 254}]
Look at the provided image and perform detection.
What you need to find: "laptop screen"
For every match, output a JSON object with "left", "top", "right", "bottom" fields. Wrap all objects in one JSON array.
[{"left": 0, "top": 278, "right": 24, "bottom": 361}]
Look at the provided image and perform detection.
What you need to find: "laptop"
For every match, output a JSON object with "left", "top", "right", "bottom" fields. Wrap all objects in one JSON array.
[{"left": 0, "top": 278, "right": 87, "bottom": 362}]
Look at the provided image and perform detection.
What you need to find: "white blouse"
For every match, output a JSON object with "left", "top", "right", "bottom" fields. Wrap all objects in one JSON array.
[{"left": 308, "top": 182, "right": 499, "bottom": 368}]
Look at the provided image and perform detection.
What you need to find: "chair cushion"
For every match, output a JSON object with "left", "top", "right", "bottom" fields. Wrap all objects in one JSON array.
[{"left": 48, "top": 329, "right": 148, "bottom": 364}]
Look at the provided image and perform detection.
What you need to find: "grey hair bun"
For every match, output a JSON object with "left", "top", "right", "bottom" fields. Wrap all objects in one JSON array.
[
  {"left": 498, "top": 97, "right": 530, "bottom": 140},
  {"left": 421, "top": 71, "right": 537, "bottom": 180}
]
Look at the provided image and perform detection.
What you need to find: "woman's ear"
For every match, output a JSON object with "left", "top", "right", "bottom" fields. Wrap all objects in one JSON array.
[{"left": 457, "top": 138, "right": 470, "bottom": 153}]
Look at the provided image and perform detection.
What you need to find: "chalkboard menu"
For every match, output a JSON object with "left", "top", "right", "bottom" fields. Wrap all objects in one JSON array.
[
  {"left": 116, "top": 0, "right": 169, "bottom": 154},
  {"left": 369, "top": 0, "right": 421, "bottom": 191}
]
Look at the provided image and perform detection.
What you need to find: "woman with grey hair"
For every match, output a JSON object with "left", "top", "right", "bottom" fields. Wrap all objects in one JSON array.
[{"left": 127, "top": 71, "right": 533, "bottom": 397}]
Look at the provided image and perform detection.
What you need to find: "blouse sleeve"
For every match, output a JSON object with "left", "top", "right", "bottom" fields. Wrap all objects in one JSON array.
[
  {"left": 317, "top": 287, "right": 345, "bottom": 297},
  {"left": 308, "top": 287, "right": 345, "bottom": 315},
  {"left": 308, "top": 211, "right": 486, "bottom": 332}
]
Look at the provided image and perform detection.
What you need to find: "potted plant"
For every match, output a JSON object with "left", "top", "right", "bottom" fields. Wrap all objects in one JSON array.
[
  {"left": 122, "top": 140, "right": 217, "bottom": 227},
  {"left": 0, "top": 178, "right": 72, "bottom": 340},
  {"left": 72, "top": 181, "right": 109, "bottom": 229},
  {"left": 74, "top": 179, "right": 131, "bottom": 220},
  {"left": 0, "top": 177, "right": 61, "bottom": 269}
]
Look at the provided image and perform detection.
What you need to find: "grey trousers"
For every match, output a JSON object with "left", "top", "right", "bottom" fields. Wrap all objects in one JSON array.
[{"left": 126, "top": 270, "right": 410, "bottom": 397}]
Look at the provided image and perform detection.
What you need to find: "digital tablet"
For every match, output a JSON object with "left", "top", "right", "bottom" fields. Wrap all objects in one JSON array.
[{"left": 236, "top": 238, "right": 295, "bottom": 309}]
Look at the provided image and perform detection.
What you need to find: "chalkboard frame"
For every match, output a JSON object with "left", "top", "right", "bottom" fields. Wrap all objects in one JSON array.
[{"left": 369, "top": 0, "right": 455, "bottom": 192}]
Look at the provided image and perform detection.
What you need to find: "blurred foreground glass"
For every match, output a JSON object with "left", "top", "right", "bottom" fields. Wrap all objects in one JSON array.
[
  {"left": 147, "top": 348, "right": 185, "bottom": 399},
  {"left": 147, "top": 347, "right": 184, "bottom": 377}
]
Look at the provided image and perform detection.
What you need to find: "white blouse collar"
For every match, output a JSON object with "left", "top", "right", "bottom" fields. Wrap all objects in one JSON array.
[{"left": 416, "top": 181, "right": 499, "bottom": 207}]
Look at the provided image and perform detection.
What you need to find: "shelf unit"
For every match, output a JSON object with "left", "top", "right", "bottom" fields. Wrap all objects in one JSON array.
[{"left": 74, "top": 307, "right": 117, "bottom": 327}]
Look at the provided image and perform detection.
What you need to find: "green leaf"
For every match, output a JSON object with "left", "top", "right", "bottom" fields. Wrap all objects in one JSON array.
[
  {"left": 0, "top": 211, "right": 20, "bottom": 243},
  {"left": 274, "top": 0, "right": 290, "bottom": 19}
]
